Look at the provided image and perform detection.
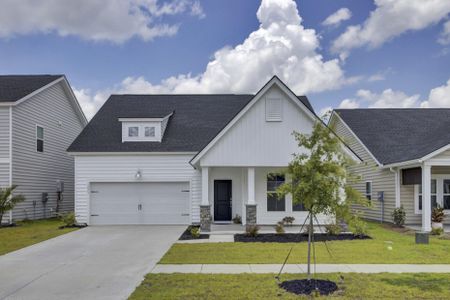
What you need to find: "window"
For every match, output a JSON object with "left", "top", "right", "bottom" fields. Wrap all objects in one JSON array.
[
  {"left": 145, "top": 126, "right": 155, "bottom": 137},
  {"left": 417, "top": 179, "right": 437, "bottom": 211},
  {"left": 36, "top": 126, "right": 44, "bottom": 152},
  {"left": 365, "top": 181, "right": 372, "bottom": 200},
  {"left": 444, "top": 180, "right": 450, "bottom": 209},
  {"left": 267, "top": 173, "right": 285, "bottom": 211},
  {"left": 128, "top": 126, "right": 139, "bottom": 137}
]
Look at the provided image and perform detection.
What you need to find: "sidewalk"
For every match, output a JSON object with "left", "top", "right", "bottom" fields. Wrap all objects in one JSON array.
[{"left": 152, "top": 264, "right": 450, "bottom": 274}]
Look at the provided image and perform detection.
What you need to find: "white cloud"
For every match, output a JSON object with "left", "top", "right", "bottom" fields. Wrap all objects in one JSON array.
[
  {"left": 332, "top": 0, "right": 450, "bottom": 56},
  {"left": 339, "top": 99, "right": 359, "bottom": 109},
  {"left": 77, "top": 0, "right": 350, "bottom": 119},
  {"left": 438, "top": 20, "right": 450, "bottom": 45},
  {"left": 322, "top": 8, "right": 351, "bottom": 27},
  {"left": 0, "top": 0, "right": 204, "bottom": 43},
  {"left": 420, "top": 79, "right": 450, "bottom": 107}
]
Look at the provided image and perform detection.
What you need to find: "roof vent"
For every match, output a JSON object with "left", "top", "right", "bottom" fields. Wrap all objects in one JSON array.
[{"left": 265, "top": 98, "right": 282, "bottom": 122}]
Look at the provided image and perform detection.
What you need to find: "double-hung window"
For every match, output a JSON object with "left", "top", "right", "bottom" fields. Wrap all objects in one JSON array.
[
  {"left": 417, "top": 179, "right": 437, "bottom": 211},
  {"left": 365, "top": 181, "right": 372, "bottom": 201},
  {"left": 36, "top": 126, "right": 44, "bottom": 152},
  {"left": 267, "top": 173, "right": 285, "bottom": 211}
]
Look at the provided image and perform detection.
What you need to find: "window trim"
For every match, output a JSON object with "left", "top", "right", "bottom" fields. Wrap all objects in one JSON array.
[
  {"left": 36, "top": 125, "right": 44, "bottom": 153},
  {"left": 266, "top": 173, "right": 286, "bottom": 212},
  {"left": 414, "top": 175, "right": 450, "bottom": 214},
  {"left": 365, "top": 181, "right": 372, "bottom": 201}
]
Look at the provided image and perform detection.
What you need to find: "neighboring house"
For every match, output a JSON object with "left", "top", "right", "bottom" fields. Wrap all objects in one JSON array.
[
  {"left": 330, "top": 109, "right": 450, "bottom": 232},
  {"left": 68, "top": 76, "right": 358, "bottom": 229},
  {"left": 0, "top": 75, "right": 87, "bottom": 223}
]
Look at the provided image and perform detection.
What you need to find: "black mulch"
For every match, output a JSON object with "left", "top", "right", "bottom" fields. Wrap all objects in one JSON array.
[
  {"left": 178, "top": 226, "right": 209, "bottom": 240},
  {"left": 59, "top": 223, "right": 88, "bottom": 229},
  {"left": 234, "top": 233, "right": 371, "bottom": 243},
  {"left": 280, "top": 279, "right": 338, "bottom": 296}
]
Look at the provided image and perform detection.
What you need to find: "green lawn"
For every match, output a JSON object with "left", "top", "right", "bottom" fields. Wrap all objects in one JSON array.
[
  {"left": 160, "top": 222, "right": 450, "bottom": 264},
  {"left": 129, "top": 273, "right": 450, "bottom": 299},
  {"left": 0, "top": 218, "right": 79, "bottom": 255}
]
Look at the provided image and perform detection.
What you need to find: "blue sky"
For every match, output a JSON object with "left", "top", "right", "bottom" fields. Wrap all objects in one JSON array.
[{"left": 1, "top": 0, "right": 450, "bottom": 118}]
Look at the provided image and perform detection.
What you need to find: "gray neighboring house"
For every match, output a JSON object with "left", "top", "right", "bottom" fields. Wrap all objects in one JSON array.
[
  {"left": 330, "top": 109, "right": 450, "bottom": 232},
  {"left": 0, "top": 75, "right": 87, "bottom": 223}
]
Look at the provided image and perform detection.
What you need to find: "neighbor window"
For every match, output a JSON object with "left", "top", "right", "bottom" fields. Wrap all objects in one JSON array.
[
  {"left": 444, "top": 180, "right": 450, "bottom": 209},
  {"left": 267, "top": 173, "right": 285, "bottom": 211},
  {"left": 365, "top": 181, "right": 372, "bottom": 200},
  {"left": 418, "top": 179, "right": 437, "bottom": 210},
  {"left": 128, "top": 126, "right": 139, "bottom": 137},
  {"left": 36, "top": 126, "right": 44, "bottom": 152},
  {"left": 145, "top": 126, "right": 155, "bottom": 137}
]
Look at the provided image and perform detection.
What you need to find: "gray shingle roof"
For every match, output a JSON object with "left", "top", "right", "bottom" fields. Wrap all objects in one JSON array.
[
  {"left": 68, "top": 94, "right": 314, "bottom": 153},
  {"left": 335, "top": 108, "right": 450, "bottom": 165},
  {"left": 0, "top": 75, "right": 63, "bottom": 102}
]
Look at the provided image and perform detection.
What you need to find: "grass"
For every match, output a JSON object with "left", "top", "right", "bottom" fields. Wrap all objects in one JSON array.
[
  {"left": 129, "top": 273, "right": 450, "bottom": 299},
  {"left": 160, "top": 222, "right": 450, "bottom": 264},
  {"left": 0, "top": 218, "right": 79, "bottom": 255}
]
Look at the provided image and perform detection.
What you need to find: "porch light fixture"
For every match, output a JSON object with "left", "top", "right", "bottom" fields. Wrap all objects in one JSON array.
[{"left": 135, "top": 170, "right": 142, "bottom": 180}]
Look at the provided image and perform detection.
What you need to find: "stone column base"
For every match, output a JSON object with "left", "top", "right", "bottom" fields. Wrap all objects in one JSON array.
[
  {"left": 200, "top": 205, "right": 212, "bottom": 232},
  {"left": 245, "top": 204, "right": 257, "bottom": 225}
]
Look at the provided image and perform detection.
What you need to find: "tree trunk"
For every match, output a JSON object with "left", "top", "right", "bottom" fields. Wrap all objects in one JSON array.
[{"left": 307, "top": 211, "right": 313, "bottom": 280}]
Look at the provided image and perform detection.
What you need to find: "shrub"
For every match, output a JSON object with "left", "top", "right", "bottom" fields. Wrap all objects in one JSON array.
[
  {"left": 350, "top": 218, "right": 368, "bottom": 237},
  {"left": 0, "top": 185, "right": 25, "bottom": 225},
  {"left": 190, "top": 226, "right": 201, "bottom": 238},
  {"left": 245, "top": 225, "right": 260, "bottom": 237},
  {"left": 232, "top": 214, "right": 242, "bottom": 224},
  {"left": 325, "top": 223, "right": 341, "bottom": 235},
  {"left": 432, "top": 207, "right": 445, "bottom": 223},
  {"left": 275, "top": 221, "right": 285, "bottom": 234},
  {"left": 431, "top": 227, "right": 444, "bottom": 236},
  {"left": 282, "top": 216, "right": 295, "bottom": 226},
  {"left": 58, "top": 212, "right": 76, "bottom": 228},
  {"left": 392, "top": 206, "right": 406, "bottom": 227}
]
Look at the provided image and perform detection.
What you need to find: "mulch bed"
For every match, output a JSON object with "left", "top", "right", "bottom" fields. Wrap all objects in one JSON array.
[
  {"left": 59, "top": 223, "right": 88, "bottom": 229},
  {"left": 234, "top": 233, "right": 371, "bottom": 243},
  {"left": 280, "top": 279, "right": 338, "bottom": 296},
  {"left": 178, "top": 226, "right": 209, "bottom": 240}
]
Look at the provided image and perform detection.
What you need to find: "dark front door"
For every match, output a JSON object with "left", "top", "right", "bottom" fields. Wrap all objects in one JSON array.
[{"left": 214, "top": 180, "right": 232, "bottom": 221}]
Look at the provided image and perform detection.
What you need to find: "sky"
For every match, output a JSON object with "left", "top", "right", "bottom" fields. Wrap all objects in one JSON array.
[{"left": 0, "top": 0, "right": 450, "bottom": 119}]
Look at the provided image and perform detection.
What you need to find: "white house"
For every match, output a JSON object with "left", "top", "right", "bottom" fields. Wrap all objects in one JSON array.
[
  {"left": 0, "top": 75, "right": 87, "bottom": 223},
  {"left": 68, "top": 76, "right": 356, "bottom": 230}
]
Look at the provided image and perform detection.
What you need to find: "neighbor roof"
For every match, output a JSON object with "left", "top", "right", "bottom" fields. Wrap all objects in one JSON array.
[
  {"left": 334, "top": 108, "right": 450, "bottom": 165},
  {"left": 68, "top": 94, "right": 314, "bottom": 153},
  {"left": 0, "top": 75, "right": 63, "bottom": 102}
]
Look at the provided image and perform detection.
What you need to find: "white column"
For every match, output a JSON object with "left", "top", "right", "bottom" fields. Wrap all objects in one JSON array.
[
  {"left": 247, "top": 167, "right": 255, "bottom": 204},
  {"left": 395, "top": 168, "right": 401, "bottom": 208},
  {"left": 201, "top": 167, "right": 209, "bottom": 206},
  {"left": 421, "top": 164, "right": 431, "bottom": 232}
]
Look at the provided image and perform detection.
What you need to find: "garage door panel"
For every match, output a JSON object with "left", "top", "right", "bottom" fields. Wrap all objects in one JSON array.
[{"left": 90, "top": 182, "right": 190, "bottom": 225}]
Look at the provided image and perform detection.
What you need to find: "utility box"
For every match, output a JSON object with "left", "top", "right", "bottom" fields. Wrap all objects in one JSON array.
[
  {"left": 415, "top": 231, "right": 429, "bottom": 244},
  {"left": 377, "top": 191, "right": 384, "bottom": 202},
  {"left": 41, "top": 192, "right": 49, "bottom": 203},
  {"left": 56, "top": 180, "right": 64, "bottom": 192}
]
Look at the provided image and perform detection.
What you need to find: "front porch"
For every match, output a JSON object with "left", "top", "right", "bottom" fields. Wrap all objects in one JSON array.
[{"left": 198, "top": 166, "right": 325, "bottom": 231}]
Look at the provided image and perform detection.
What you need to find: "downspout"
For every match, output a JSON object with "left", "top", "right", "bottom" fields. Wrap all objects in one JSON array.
[{"left": 8, "top": 106, "right": 12, "bottom": 224}]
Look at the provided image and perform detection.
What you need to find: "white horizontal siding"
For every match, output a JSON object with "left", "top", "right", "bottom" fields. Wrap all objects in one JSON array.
[
  {"left": 11, "top": 82, "right": 84, "bottom": 220},
  {"left": 0, "top": 107, "right": 10, "bottom": 161},
  {"left": 331, "top": 116, "right": 396, "bottom": 223},
  {"left": 200, "top": 85, "right": 314, "bottom": 167},
  {"left": 74, "top": 154, "right": 201, "bottom": 224}
]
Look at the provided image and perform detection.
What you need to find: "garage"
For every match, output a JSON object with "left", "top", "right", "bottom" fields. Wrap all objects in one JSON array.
[{"left": 89, "top": 182, "right": 190, "bottom": 225}]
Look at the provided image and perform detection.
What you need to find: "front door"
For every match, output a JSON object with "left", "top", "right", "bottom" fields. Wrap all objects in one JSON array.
[{"left": 214, "top": 180, "right": 232, "bottom": 221}]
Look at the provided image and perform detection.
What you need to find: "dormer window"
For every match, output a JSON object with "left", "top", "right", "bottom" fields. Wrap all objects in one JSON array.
[{"left": 119, "top": 113, "right": 172, "bottom": 143}]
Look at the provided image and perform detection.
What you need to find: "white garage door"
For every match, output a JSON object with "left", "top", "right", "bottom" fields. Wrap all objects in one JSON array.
[{"left": 90, "top": 182, "right": 190, "bottom": 225}]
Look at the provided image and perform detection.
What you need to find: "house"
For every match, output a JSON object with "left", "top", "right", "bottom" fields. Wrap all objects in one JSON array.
[
  {"left": 68, "top": 76, "right": 357, "bottom": 230},
  {"left": 0, "top": 75, "right": 87, "bottom": 223},
  {"left": 330, "top": 109, "right": 450, "bottom": 232}
]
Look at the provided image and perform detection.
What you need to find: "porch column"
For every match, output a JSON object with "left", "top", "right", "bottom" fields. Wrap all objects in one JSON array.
[
  {"left": 421, "top": 164, "right": 432, "bottom": 232},
  {"left": 245, "top": 167, "right": 257, "bottom": 225},
  {"left": 200, "top": 167, "right": 211, "bottom": 231}
]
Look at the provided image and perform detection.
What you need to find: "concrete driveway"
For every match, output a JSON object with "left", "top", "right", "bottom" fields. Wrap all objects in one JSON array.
[{"left": 0, "top": 225, "right": 184, "bottom": 300}]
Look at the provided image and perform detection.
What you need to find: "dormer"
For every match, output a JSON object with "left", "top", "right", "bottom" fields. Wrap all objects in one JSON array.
[{"left": 119, "top": 112, "right": 172, "bottom": 142}]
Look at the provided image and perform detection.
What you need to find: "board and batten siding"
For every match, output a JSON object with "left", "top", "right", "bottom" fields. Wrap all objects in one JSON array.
[
  {"left": 200, "top": 85, "right": 314, "bottom": 167},
  {"left": 11, "top": 82, "right": 85, "bottom": 220},
  {"left": 74, "top": 154, "right": 201, "bottom": 224},
  {"left": 0, "top": 107, "right": 11, "bottom": 188},
  {"left": 331, "top": 115, "right": 396, "bottom": 223}
]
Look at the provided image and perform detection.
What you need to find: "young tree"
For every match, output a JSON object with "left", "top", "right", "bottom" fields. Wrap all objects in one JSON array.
[
  {"left": 278, "top": 121, "right": 367, "bottom": 279},
  {"left": 0, "top": 185, "right": 25, "bottom": 225}
]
